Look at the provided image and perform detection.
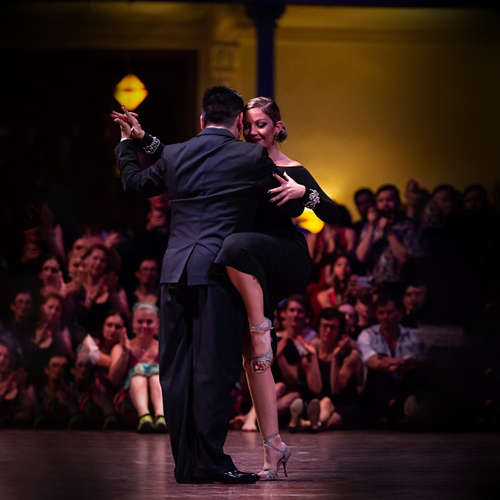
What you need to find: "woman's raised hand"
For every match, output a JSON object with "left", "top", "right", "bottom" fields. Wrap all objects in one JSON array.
[
  {"left": 269, "top": 172, "right": 306, "bottom": 206},
  {"left": 111, "top": 106, "right": 144, "bottom": 140}
]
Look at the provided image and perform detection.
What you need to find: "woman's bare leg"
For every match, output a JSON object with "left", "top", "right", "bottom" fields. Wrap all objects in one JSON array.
[
  {"left": 226, "top": 267, "right": 271, "bottom": 371},
  {"left": 242, "top": 334, "right": 287, "bottom": 471},
  {"left": 319, "top": 396, "right": 335, "bottom": 424},
  {"left": 148, "top": 375, "right": 164, "bottom": 417},
  {"left": 129, "top": 376, "right": 149, "bottom": 416}
]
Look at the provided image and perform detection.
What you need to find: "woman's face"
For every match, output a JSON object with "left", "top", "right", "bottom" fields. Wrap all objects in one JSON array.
[
  {"left": 41, "top": 297, "right": 62, "bottom": 325},
  {"left": 85, "top": 249, "right": 107, "bottom": 277},
  {"left": 0, "top": 345, "right": 11, "bottom": 373},
  {"left": 332, "top": 257, "right": 351, "bottom": 281},
  {"left": 102, "top": 314, "right": 125, "bottom": 343},
  {"left": 68, "top": 255, "right": 83, "bottom": 281},
  {"left": 338, "top": 303, "right": 356, "bottom": 331},
  {"left": 243, "top": 108, "right": 280, "bottom": 151},
  {"left": 39, "top": 258, "right": 61, "bottom": 284},
  {"left": 132, "top": 308, "right": 159, "bottom": 339}
]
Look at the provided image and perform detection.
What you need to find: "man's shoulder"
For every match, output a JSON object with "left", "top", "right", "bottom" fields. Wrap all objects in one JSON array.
[
  {"left": 399, "top": 324, "right": 419, "bottom": 338},
  {"left": 358, "top": 324, "right": 381, "bottom": 340}
]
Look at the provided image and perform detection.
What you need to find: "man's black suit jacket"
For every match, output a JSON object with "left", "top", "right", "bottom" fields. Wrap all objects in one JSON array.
[{"left": 115, "top": 127, "right": 302, "bottom": 286}]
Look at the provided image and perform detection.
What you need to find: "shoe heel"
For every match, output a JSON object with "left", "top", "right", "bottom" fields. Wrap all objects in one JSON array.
[{"left": 281, "top": 444, "right": 290, "bottom": 477}]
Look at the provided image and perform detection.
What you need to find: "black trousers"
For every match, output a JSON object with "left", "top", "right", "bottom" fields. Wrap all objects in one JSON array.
[{"left": 159, "top": 279, "right": 245, "bottom": 483}]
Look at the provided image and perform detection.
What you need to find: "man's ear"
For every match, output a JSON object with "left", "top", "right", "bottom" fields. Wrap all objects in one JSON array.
[
  {"left": 200, "top": 115, "right": 205, "bottom": 130},
  {"left": 235, "top": 113, "right": 243, "bottom": 136}
]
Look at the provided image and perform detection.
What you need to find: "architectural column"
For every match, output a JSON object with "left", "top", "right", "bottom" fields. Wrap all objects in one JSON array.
[{"left": 245, "top": 2, "right": 285, "bottom": 99}]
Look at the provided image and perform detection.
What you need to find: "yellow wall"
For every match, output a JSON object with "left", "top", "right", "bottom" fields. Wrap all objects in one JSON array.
[
  {"left": 2, "top": 3, "right": 499, "bottom": 217},
  {"left": 273, "top": 7, "right": 500, "bottom": 216}
]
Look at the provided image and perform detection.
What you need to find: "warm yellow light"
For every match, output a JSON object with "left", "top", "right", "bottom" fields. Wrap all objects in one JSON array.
[
  {"left": 296, "top": 209, "right": 325, "bottom": 234},
  {"left": 113, "top": 74, "right": 148, "bottom": 110}
]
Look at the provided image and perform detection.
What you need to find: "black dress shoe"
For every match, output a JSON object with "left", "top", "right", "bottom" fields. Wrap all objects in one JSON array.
[{"left": 212, "top": 469, "right": 260, "bottom": 484}]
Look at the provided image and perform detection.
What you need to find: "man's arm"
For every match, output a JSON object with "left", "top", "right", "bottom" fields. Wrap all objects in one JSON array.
[{"left": 114, "top": 141, "right": 166, "bottom": 199}]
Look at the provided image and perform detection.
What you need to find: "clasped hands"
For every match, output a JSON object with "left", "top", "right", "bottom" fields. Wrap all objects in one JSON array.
[{"left": 111, "top": 106, "right": 145, "bottom": 140}]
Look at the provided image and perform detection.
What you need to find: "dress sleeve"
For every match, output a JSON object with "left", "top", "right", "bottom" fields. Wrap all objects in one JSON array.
[
  {"left": 283, "top": 167, "right": 339, "bottom": 224},
  {"left": 137, "top": 133, "right": 165, "bottom": 161}
]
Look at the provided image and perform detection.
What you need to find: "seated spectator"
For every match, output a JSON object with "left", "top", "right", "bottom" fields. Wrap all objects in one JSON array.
[
  {"left": 463, "top": 184, "right": 489, "bottom": 213},
  {"left": 274, "top": 295, "right": 318, "bottom": 423},
  {"left": 131, "top": 194, "right": 170, "bottom": 266},
  {"left": 0, "top": 339, "right": 35, "bottom": 427},
  {"left": 356, "top": 184, "right": 423, "bottom": 285},
  {"left": 16, "top": 204, "right": 64, "bottom": 282},
  {"left": 352, "top": 294, "right": 374, "bottom": 339},
  {"left": 38, "top": 255, "right": 65, "bottom": 299},
  {"left": 63, "top": 251, "right": 83, "bottom": 296},
  {"left": 401, "top": 280, "right": 430, "bottom": 328},
  {"left": 34, "top": 353, "right": 78, "bottom": 429},
  {"left": 78, "top": 310, "right": 130, "bottom": 428},
  {"left": 314, "top": 255, "right": 352, "bottom": 313},
  {"left": 127, "top": 258, "right": 160, "bottom": 309},
  {"left": 2, "top": 291, "right": 36, "bottom": 368},
  {"left": 66, "top": 244, "right": 129, "bottom": 337},
  {"left": 403, "top": 179, "right": 429, "bottom": 227},
  {"left": 352, "top": 188, "right": 375, "bottom": 240},
  {"left": 68, "top": 346, "right": 118, "bottom": 430},
  {"left": 420, "top": 184, "right": 459, "bottom": 231},
  {"left": 108, "top": 303, "right": 166, "bottom": 433},
  {"left": 308, "top": 205, "right": 356, "bottom": 281},
  {"left": 26, "top": 293, "right": 74, "bottom": 389},
  {"left": 357, "top": 294, "right": 424, "bottom": 428},
  {"left": 288, "top": 308, "right": 363, "bottom": 432},
  {"left": 337, "top": 302, "right": 358, "bottom": 339}
]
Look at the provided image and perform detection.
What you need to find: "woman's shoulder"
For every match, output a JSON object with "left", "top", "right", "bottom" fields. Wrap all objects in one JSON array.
[{"left": 275, "top": 160, "right": 304, "bottom": 168}]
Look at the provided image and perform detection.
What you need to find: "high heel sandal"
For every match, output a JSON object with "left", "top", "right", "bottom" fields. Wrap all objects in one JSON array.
[
  {"left": 249, "top": 317, "right": 274, "bottom": 374},
  {"left": 258, "top": 433, "right": 291, "bottom": 481}
]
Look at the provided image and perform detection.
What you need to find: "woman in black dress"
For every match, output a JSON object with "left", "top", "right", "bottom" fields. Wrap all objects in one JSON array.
[{"left": 215, "top": 97, "right": 339, "bottom": 480}]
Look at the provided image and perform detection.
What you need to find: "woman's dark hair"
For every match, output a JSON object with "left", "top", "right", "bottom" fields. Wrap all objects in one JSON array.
[
  {"left": 39, "top": 292, "right": 66, "bottom": 322},
  {"left": 329, "top": 254, "right": 351, "bottom": 297},
  {"left": 244, "top": 97, "right": 288, "bottom": 143},
  {"left": 100, "top": 309, "right": 130, "bottom": 339},
  {"left": 283, "top": 294, "right": 313, "bottom": 321},
  {"left": 82, "top": 244, "right": 111, "bottom": 274}
]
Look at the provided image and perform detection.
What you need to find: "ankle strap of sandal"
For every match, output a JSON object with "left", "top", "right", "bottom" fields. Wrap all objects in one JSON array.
[
  {"left": 263, "top": 433, "right": 280, "bottom": 448},
  {"left": 250, "top": 317, "right": 274, "bottom": 332}
]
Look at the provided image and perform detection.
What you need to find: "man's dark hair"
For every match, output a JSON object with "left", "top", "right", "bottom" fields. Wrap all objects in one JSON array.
[
  {"left": 375, "top": 184, "right": 400, "bottom": 203},
  {"left": 375, "top": 293, "right": 402, "bottom": 311},
  {"left": 201, "top": 86, "right": 244, "bottom": 128},
  {"left": 354, "top": 188, "right": 374, "bottom": 203},
  {"left": 316, "top": 307, "right": 345, "bottom": 334}
]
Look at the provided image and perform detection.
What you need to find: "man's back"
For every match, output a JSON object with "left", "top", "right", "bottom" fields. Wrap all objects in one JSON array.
[{"left": 116, "top": 127, "right": 277, "bottom": 285}]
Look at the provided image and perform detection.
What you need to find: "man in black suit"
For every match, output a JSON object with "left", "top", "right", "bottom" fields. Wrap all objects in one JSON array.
[{"left": 114, "top": 87, "right": 299, "bottom": 484}]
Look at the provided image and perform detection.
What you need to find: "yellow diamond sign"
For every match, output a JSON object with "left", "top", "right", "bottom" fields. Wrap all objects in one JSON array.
[{"left": 113, "top": 74, "right": 148, "bottom": 110}]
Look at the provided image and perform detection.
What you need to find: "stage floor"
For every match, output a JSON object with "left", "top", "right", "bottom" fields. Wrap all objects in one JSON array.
[{"left": 1, "top": 429, "right": 499, "bottom": 500}]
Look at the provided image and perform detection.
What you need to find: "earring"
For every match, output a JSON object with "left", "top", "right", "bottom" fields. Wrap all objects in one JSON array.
[{"left": 274, "top": 133, "right": 279, "bottom": 142}]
